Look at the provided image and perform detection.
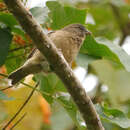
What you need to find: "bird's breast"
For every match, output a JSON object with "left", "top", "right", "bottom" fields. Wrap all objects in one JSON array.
[{"left": 49, "top": 30, "right": 82, "bottom": 64}]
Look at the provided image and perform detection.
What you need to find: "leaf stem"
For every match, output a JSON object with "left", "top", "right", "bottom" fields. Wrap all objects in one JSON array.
[
  {"left": 10, "top": 113, "right": 27, "bottom": 130},
  {"left": 2, "top": 82, "right": 39, "bottom": 130}
]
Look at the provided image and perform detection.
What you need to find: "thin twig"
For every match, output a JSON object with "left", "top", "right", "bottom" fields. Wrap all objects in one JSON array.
[
  {"left": 7, "top": 54, "right": 25, "bottom": 59},
  {"left": 20, "top": 82, "right": 51, "bottom": 96},
  {"left": 119, "top": 34, "right": 127, "bottom": 46},
  {"left": 0, "top": 86, "right": 13, "bottom": 91},
  {"left": 0, "top": 73, "right": 50, "bottom": 96},
  {"left": 9, "top": 44, "right": 32, "bottom": 53},
  {"left": 2, "top": 82, "right": 39, "bottom": 130},
  {"left": 0, "top": 8, "right": 8, "bottom": 12},
  {"left": 0, "top": 73, "right": 8, "bottom": 77},
  {"left": 10, "top": 113, "right": 27, "bottom": 130}
]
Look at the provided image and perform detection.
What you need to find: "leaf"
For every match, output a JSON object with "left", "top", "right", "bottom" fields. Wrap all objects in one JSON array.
[
  {"left": 0, "top": 13, "right": 25, "bottom": 36},
  {"left": 46, "top": 1, "right": 87, "bottom": 30},
  {"left": 57, "top": 96, "right": 86, "bottom": 130},
  {"left": 30, "top": 7, "right": 49, "bottom": 24},
  {"left": 96, "top": 104, "right": 130, "bottom": 128},
  {"left": 5, "top": 43, "right": 26, "bottom": 73},
  {"left": 0, "top": 13, "right": 18, "bottom": 27},
  {"left": 76, "top": 53, "right": 99, "bottom": 69},
  {"left": 0, "top": 27, "right": 12, "bottom": 66},
  {"left": 34, "top": 74, "right": 54, "bottom": 104},
  {"left": 0, "top": 91, "right": 14, "bottom": 100},
  {"left": 34, "top": 73, "right": 66, "bottom": 104},
  {"left": 87, "top": 4, "right": 119, "bottom": 40},
  {"left": 80, "top": 35, "right": 130, "bottom": 72},
  {"left": 50, "top": 103, "right": 74, "bottom": 130},
  {"left": 91, "top": 60, "right": 130, "bottom": 103}
]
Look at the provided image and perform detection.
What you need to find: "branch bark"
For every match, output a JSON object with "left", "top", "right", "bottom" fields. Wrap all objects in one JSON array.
[{"left": 3, "top": 0, "right": 104, "bottom": 129}]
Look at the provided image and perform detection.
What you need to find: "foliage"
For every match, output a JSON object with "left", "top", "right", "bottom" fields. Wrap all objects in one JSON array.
[
  {"left": 0, "top": 27, "right": 12, "bottom": 66},
  {"left": 0, "top": 0, "right": 130, "bottom": 130},
  {"left": 46, "top": 1, "right": 87, "bottom": 29},
  {"left": 96, "top": 104, "right": 130, "bottom": 128}
]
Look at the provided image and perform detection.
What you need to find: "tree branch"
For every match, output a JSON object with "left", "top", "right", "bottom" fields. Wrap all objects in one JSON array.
[
  {"left": 109, "top": 3, "right": 130, "bottom": 46},
  {"left": 119, "top": 34, "right": 127, "bottom": 46},
  {"left": 109, "top": 3, "right": 124, "bottom": 32},
  {"left": 3, "top": 0, "right": 104, "bottom": 129}
]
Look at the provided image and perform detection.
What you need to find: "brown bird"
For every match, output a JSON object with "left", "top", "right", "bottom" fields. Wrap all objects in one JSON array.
[{"left": 8, "top": 24, "right": 90, "bottom": 85}]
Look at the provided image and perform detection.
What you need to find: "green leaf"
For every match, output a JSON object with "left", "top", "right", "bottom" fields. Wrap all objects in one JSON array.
[
  {"left": 0, "top": 27, "right": 12, "bottom": 66},
  {"left": 46, "top": 1, "right": 87, "bottom": 29},
  {"left": 76, "top": 53, "right": 99, "bottom": 69},
  {"left": 0, "top": 13, "right": 25, "bottom": 36},
  {"left": 34, "top": 73, "right": 66, "bottom": 104},
  {"left": 96, "top": 104, "right": 130, "bottom": 128},
  {"left": 5, "top": 43, "right": 26, "bottom": 73},
  {"left": 57, "top": 96, "right": 86, "bottom": 130},
  {"left": 0, "top": 91, "right": 14, "bottom": 100},
  {"left": 80, "top": 35, "right": 130, "bottom": 72},
  {"left": 0, "top": 13, "right": 18, "bottom": 27},
  {"left": 30, "top": 7, "right": 49, "bottom": 24},
  {"left": 91, "top": 60, "right": 130, "bottom": 104},
  {"left": 50, "top": 103, "right": 74, "bottom": 130},
  {"left": 11, "top": 26, "right": 25, "bottom": 37},
  {"left": 34, "top": 74, "right": 54, "bottom": 104},
  {"left": 87, "top": 4, "right": 119, "bottom": 40}
]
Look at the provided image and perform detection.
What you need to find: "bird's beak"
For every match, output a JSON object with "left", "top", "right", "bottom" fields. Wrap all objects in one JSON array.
[{"left": 85, "top": 30, "right": 91, "bottom": 36}]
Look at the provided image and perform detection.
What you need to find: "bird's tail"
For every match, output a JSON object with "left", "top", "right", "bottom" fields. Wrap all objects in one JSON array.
[{"left": 8, "top": 67, "right": 28, "bottom": 85}]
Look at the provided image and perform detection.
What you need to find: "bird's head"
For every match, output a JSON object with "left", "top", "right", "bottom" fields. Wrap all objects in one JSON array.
[{"left": 62, "top": 24, "right": 91, "bottom": 38}]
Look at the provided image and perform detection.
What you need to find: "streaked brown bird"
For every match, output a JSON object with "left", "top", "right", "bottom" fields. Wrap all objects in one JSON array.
[{"left": 8, "top": 24, "right": 90, "bottom": 85}]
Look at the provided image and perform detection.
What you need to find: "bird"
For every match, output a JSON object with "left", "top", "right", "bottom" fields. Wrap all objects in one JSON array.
[{"left": 8, "top": 24, "right": 90, "bottom": 85}]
